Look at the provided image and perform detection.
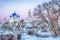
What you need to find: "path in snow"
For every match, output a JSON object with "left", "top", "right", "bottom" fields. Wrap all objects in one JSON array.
[{"left": 21, "top": 33, "right": 60, "bottom": 40}]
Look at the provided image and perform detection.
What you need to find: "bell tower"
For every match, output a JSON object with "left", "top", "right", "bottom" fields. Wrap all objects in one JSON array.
[{"left": 28, "top": 10, "right": 32, "bottom": 18}]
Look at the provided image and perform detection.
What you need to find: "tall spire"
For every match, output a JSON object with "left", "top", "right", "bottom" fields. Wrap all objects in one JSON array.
[
  {"left": 28, "top": 10, "right": 31, "bottom": 18},
  {"left": 28, "top": 10, "right": 31, "bottom": 13}
]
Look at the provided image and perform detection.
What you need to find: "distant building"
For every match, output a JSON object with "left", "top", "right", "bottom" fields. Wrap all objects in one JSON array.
[
  {"left": 24, "top": 10, "right": 33, "bottom": 28},
  {"left": 9, "top": 12, "right": 20, "bottom": 26},
  {"left": 0, "top": 12, "right": 21, "bottom": 40}
]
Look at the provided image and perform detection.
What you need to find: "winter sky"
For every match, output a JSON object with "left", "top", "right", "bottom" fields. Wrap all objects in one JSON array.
[{"left": 0, "top": 0, "right": 50, "bottom": 22}]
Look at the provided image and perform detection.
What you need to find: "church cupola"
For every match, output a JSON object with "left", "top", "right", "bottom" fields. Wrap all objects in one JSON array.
[
  {"left": 9, "top": 12, "right": 20, "bottom": 24},
  {"left": 12, "top": 12, "right": 17, "bottom": 17},
  {"left": 10, "top": 12, "right": 18, "bottom": 18}
]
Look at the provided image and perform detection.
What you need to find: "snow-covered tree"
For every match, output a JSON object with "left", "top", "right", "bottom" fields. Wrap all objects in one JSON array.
[{"left": 33, "top": 0, "right": 60, "bottom": 37}]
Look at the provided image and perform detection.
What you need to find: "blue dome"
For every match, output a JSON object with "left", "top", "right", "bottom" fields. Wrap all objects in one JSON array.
[
  {"left": 12, "top": 12, "right": 17, "bottom": 16},
  {"left": 10, "top": 12, "right": 20, "bottom": 17}
]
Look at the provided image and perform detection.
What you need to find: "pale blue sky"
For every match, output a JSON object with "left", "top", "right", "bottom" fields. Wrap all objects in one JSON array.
[{"left": 0, "top": 0, "right": 50, "bottom": 22}]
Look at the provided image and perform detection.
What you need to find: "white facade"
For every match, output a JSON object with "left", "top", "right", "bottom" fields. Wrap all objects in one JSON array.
[
  {"left": 9, "top": 12, "right": 20, "bottom": 25},
  {"left": 24, "top": 10, "right": 33, "bottom": 28}
]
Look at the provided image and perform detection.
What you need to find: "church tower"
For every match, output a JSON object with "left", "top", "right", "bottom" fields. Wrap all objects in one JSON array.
[
  {"left": 9, "top": 12, "right": 20, "bottom": 25},
  {"left": 24, "top": 10, "right": 33, "bottom": 31},
  {"left": 28, "top": 10, "right": 32, "bottom": 19}
]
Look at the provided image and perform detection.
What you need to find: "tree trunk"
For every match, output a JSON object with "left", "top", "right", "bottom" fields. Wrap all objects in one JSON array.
[
  {"left": 17, "top": 34, "right": 21, "bottom": 40},
  {"left": 53, "top": 30, "right": 57, "bottom": 37}
]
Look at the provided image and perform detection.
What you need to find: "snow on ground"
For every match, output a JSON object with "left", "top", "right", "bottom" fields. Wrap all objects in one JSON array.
[{"left": 21, "top": 33, "right": 60, "bottom": 40}]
